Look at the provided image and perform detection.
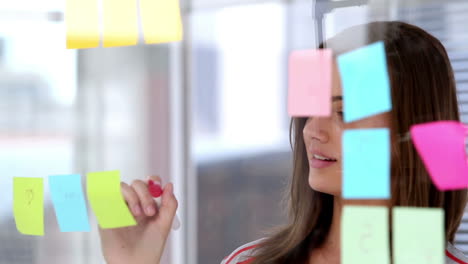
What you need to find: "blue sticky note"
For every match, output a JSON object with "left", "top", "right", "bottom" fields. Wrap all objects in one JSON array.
[
  {"left": 49, "top": 174, "right": 90, "bottom": 232},
  {"left": 343, "top": 128, "right": 390, "bottom": 199},
  {"left": 337, "top": 41, "right": 391, "bottom": 122}
]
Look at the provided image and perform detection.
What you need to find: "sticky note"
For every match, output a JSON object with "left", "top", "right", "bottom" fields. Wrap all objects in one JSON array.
[
  {"left": 140, "top": 0, "right": 184, "bottom": 44},
  {"left": 343, "top": 128, "right": 390, "bottom": 199},
  {"left": 66, "top": 0, "right": 100, "bottom": 49},
  {"left": 342, "top": 206, "right": 390, "bottom": 264},
  {"left": 13, "top": 177, "right": 44, "bottom": 236},
  {"left": 288, "top": 49, "right": 333, "bottom": 117},
  {"left": 103, "top": 0, "right": 139, "bottom": 47},
  {"left": 49, "top": 174, "right": 90, "bottom": 232},
  {"left": 337, "top": 41, "right": 391, "bottom": 122},
  {"left": 87, "top": 170, "right": 136, "bottom": 228},
  {"left": 393, "top": 207, "right": 444, "bottom": 264},
  {"left": 410, "top": 121, "right": 468, "bottom": 190}
]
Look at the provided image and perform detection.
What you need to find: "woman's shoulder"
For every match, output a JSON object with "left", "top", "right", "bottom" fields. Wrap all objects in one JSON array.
[
  {"left": 446, "top": 242, "right": 468, "bottom": 264},
  {"left": 219, "top": 239, "right": 468, "bottom": 264},
  {"left": 220, "top": 238, "right": 267, "bottom": 264}
]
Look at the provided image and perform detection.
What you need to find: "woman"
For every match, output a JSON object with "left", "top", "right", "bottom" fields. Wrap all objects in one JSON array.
[{"left": 99, "top": 21, "right": 468, "bottom": 264}]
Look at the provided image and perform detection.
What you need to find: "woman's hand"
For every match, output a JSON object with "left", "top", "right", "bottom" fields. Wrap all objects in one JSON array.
[{"left": 99, "top": 176, "right": 178, "bottom": 264}]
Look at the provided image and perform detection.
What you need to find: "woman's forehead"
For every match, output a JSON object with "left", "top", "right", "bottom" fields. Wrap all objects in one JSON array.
[{"left": 331, "top": 63, "right": 343, "bottom": 96}]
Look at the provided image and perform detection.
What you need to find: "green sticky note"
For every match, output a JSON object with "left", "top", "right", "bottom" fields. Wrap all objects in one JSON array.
[
  {"left": 13, "top": 177, "right": 44, "bottom": 236},
  {"left": 393, "top": 207, "right": 444, "bottom": 264},
  {"left": 87, "top": 170, "right": 136, "bottom": 228},
  {"left": 342, "top": 206, "right": 390, "bottom": 264}
]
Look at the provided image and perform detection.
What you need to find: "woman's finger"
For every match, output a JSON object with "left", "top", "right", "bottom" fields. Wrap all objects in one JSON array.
[
  {"left": 131, "top": 180, "right": 157, "bottom": 217},
  {"left": 121, "top": 182, "right": 142, "bottom": 217},
  {"left": 147, "top": 175, "right": 162, "bottom": 184},
  {"left": 158, "top": 183, "right": 178, "bottom": 231}
]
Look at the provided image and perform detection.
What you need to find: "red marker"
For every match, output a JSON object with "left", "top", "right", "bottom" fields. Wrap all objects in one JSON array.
[
  {"left": 148, "top": 180, "right": 163, "bottom": 198},
  {"left": 148, "top": 180, "right": 181, "bottom": 230}
]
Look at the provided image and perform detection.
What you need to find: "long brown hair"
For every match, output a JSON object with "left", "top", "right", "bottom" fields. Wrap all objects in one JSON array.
[{"left": 249, "top": 21, "right": 468, "bottom": 264}]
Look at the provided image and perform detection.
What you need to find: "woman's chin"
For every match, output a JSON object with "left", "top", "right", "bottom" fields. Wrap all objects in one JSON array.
[{"left": 308, "top": 173, "right": 341, "bottom": 196}]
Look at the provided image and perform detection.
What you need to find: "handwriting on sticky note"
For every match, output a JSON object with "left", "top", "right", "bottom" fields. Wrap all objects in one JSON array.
[
  {"left": 359, "top": 222, "right": 373, "bottom": 254},
  {"left": 87, "top": 170, "right": 136, "bottom": 229},
  {"left": 49, "top": 174, "right": 91, "bottom": 232},
  {"left": 410, "top": 121, "right": 468, "bottom": 190},
  {"left": 342, "top": 206, "right": 390, "bottom": 264},
  {"left": 66, "top": 0, "right": 100, "bottom": 49},
  {"left": 25, "top": 189, "right": 34, "bottom": 205},
  {"left": 64, "top": 192, "right": 78, "bottom": 200},
  {"left": 288, "top": 49, "right": 333, "bottom": 117},
  {"left": 140, "top": 0, "right": 184, "bottom": 44},
  {"left": 393, "top": 207, "right": 444, "bottom": 264},
  {"left": 337, "top": 41, "right": 392, "bottom": 122},
  {"left": 343, "top": 128, "right": 390, "bottom": 199},
  {"left": 13, "top": 177, "right": 44, "bottom": 236}
]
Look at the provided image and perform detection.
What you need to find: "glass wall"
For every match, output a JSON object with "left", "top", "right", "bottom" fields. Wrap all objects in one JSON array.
[
  {"left": 0, "top": 3, "right": 78, "bottom": 263},
  {"left": 0, "top": 1, "right": 176, "bottom": 263},
  {"left": 1, "top": 0, "right": 467, "bottom": 263},
  {"left": 189, "top": 5, "right": 290, "bottom": 263},
  {"left": 188, "top": 1, "right": 394, "bottom": 263}
]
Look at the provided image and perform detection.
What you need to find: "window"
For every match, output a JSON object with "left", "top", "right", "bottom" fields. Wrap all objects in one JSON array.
[
  {"left": 396, "top": 0, "right": 468, "bottom": 254},
  {"left": 189, "top": 3, "right": 290, "bottom": 263},
  {"left": 0, "top": 5, "right": 77, "bottom": 263}
]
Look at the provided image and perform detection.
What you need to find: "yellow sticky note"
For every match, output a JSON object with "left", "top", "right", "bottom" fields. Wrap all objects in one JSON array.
[
  {"left": 13, "top": 177, "right": 44, "bottom": 236},
  {"left": 87, "top": 170, "right": 136, "bottom": 228},
  {"left": 103, "top": 0, "right": 139, "bottom": 47},
  {"left": 342, "top": 206, "right": 390, "bottom": 264},
  {"left": 393, "top": 207, "right": 444, "bottom": 264},
  {"left": 66, "top": 0, "right": 100, "bottom": 49},
  {"left": 140, "top": 0, "right": 183, "bottom": 44}
]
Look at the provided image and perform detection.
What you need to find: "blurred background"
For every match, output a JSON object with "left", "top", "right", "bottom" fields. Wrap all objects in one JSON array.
[{"left": 0, "top": 0, "right": 467, "bottom": 263}]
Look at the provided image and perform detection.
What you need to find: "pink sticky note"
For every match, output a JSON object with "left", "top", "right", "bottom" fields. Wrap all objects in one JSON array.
[
  {"left": 288, "top": 49, "right": 332, "bottom": 117},
  {"left": 410, "top": 121, "right": 468, "bottom": 190}
]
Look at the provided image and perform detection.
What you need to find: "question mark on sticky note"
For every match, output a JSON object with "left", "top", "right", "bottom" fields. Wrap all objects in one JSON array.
[{"left": 25, "top": 189, "right": 34, "bottom": 206}]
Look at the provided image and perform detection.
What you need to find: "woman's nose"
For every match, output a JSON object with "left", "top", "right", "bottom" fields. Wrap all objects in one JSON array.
[{"left": 303, "top": 117, "right": 330, "bottom": 143}]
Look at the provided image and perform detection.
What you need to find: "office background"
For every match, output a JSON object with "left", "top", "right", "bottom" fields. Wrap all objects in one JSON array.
[{"left": 0, "top": 0, "right": 467, "bottom": 263}]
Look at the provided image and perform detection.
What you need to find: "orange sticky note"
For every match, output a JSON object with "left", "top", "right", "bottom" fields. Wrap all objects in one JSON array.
[
  {"left": 102, "top": 0, "right": 139, "bottom": 47},
  {"left": 288, "top": 49, "right": 332, "bottom": 117},
  {"left": 13, "top": 177, "right": 44, "bottom": 236},
  {"left": 66, "top": 0, "right": 100, "bottom": 49},
  {"left": 140, "top": 0, "right": 183, "bottom": 43}
]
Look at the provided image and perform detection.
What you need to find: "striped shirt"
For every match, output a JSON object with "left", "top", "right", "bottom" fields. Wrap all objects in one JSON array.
[{"left": 221, "top": 238, "right": 468, "bottom": 264}]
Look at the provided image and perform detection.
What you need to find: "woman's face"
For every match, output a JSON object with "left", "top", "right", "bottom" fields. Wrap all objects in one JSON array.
[{"left": 303, "top": 62, "right": 391, "bottom": 196}]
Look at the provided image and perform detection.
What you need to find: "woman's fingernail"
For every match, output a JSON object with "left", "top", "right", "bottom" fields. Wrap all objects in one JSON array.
[
  {"left": 146, "top": 205, "right": 155, "bottom": 215},
  {"left": 133, "top": 205, "right": 142, "bottom": 216},
  {"left": 148, "top": 179, "right": 162, "bottom": 187}
]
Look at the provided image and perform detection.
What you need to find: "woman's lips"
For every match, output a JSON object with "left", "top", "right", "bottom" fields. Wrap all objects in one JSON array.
[
  {"left": 309, "top": 157, "right": 337, "bottom": 169},
  {"left": 308, "top": 151, "right": 338, "bottom": 169}
]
